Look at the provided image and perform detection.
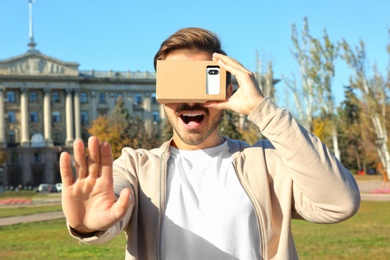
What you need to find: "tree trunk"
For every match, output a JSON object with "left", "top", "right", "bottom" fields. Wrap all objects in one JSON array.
[{"left": 331, "top": 124, "right": 340, "bottom": 160}]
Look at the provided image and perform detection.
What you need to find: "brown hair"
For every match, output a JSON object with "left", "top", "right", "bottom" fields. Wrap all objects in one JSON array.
[{"left": 153, "top": 27, "right": 231, "bottom": 86}]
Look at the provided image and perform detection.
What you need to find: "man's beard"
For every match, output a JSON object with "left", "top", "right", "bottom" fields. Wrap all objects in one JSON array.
[{"left": 167, "top": 104, "right": 223, "bottom": 146}]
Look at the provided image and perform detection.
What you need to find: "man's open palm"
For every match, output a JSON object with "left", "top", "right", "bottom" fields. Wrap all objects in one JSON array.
[{"left": 60, "top": 136, "right": 131, "bottom": 233}]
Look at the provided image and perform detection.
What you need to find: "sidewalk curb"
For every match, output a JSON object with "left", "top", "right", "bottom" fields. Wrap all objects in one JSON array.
[{"left": 0, "top": 211, "right": 64, "bottom": 227}]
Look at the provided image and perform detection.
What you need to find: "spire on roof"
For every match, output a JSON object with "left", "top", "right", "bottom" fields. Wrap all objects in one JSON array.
[{"left": 27, "top": 0, "right": 39, "bottom": 53}]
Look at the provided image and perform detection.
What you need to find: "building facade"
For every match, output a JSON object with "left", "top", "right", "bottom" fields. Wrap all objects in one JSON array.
[{"left": 0, "top": 50, "right": 162, "bottom": 188}]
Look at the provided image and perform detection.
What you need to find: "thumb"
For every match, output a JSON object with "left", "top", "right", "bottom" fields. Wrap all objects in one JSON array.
[{"left": 113, "top": 188, "right": 132, "bottom": 219}]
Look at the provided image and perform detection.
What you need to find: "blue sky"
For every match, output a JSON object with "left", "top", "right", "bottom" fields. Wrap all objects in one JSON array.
[{"left": 0, "top": 0, "right": 389, "bottom": 106}]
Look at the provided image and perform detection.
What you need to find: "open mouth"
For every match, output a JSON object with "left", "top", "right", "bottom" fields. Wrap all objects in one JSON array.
[{"left": 180, "top": 113, "right": 205, "bottom": 126}]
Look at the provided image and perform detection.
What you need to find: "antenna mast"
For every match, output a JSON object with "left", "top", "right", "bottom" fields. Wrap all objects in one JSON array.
[{"left": 27, "top": 0, "right": 37, "bottom": 52}]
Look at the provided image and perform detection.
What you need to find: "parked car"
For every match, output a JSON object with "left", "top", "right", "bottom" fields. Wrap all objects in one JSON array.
[
  {"left": 55, "top": 183, "right": 62, "bottom": 192},
  {"left": 37, "top": 183, "right": 57, "bottom": 193}
]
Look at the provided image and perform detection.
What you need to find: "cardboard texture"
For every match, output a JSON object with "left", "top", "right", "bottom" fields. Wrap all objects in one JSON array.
[{"left": 156, "top": 60, "right": 227, "bottom": 103}]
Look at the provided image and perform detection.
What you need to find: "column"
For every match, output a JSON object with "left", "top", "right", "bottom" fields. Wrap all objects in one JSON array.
[
  {"left": 108, "top": 92, "right": 115, "bottom": 109},
  {"left": 91, "top": 90, "right": 97, "bottom": 120},
  {"left": 0, "top": 87, "right": 6, "bottom": 147},
  {"left": 20, "top": 88, "right": 30, "bottom": 147},
  {"left": 43, "top": 88, "right": 53, "bottom": 146},
  {"left": 143, "top": 93, "right": 152, "bottom": 137},
  {"left": 159, "top": 104, "right": 166, "bottom": 121},
  {"left": 21, "top": 149, "right": 32, "bottom": 186},
  {"left": 43, "top": 149, "right": 55, "bottom": 184},
  {"left": 65, "top": 89, "right": 74, "bottom": 146},
  {"left": 74, "top": 89, "right": 81, "bottom": 140},
  {"left": 125, "top": 92, "right": 134, "bottom": 114}
]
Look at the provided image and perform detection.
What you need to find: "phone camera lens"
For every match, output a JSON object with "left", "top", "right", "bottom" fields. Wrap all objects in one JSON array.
[{"left": 208, "top": 69, "right": 219, "bottom": 75}]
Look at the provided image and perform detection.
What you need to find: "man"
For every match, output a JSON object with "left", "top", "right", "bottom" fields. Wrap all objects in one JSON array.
[{"left": 60, "top": 27, "right": 360, "bottom": 259}]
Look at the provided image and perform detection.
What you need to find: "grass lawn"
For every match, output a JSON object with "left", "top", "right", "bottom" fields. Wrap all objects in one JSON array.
[
  {"left": 292, "top": 200, "right": 390, "bottom": 259},
  {"left": 0, "top": 190, "right": 60, "bottom": 199},
  {"left": 0, "top": 219, "right": 126, "bottom": 259},
  {"left": 0, "top": 200, "right": 389, "bottom": 259},
  {"left": 0, "top": 205, "right": 63, "bottom": 218}
]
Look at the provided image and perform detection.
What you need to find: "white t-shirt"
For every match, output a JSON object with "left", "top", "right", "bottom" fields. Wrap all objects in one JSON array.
[{"left": 161, "top": 141, "right": 261, "bottom": 260}]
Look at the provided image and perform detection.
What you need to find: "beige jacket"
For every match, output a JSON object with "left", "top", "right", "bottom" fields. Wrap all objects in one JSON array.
[{"left": 70, "top": 98, "right": 361, "bottom": 259}]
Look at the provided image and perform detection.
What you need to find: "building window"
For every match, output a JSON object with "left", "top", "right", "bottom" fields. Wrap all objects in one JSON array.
[
  {"left": 52, "top": 111, "right": 60, "bottom": 123},
  {"left": 52, "top": 92, "right": 60, "bottom": 103},
  {"left": 80, "top": 92, "right": 88, "bottom": 103},
  {"left": 30, "top": 112, "right": 38, "bottom": 122},
  {"left": 6, "top": 92, "right": 15, "bottom": 103},
  {"left": 33, "top": 152, "right": 42, "bottom": 163},
  {"left": 53, "top": 132, "right": 61, "bottom": 143},
  {"left": 98, "top": 92, "right": 106, "bottom": 103},
  {"left": 81, "top": 111, "right": 89, "bottom": 125},
  {"left": 134, "top": 93, "right": 142, "bottom": 105},
  {"left": 10, "top": 152, "right": 18, "bottom": 163},
  {"left": 151, "top": 93, "right": 157, "bottom": 104},
  {"left": 153, "top": 111, "right": 160, "bottom": 122},
  {"left": 29, "top": 92, "right": 38, "bottom": 103},
  {"left": 7, "top": 112, "right": 15, "bottom": 123},
  {"left": 7, "top": 131, "right": 15, "bottom": 143}
]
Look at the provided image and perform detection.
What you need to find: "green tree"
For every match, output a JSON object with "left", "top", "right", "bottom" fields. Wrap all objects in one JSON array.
[
  {"left": 161, "top": 118, "right": 173, "bottom": 143},
  {"left": 128, "top": 117, "right": 162, "bottom": 150},
  {"left": 88, "top": 96, "right": 162, "bottom": 159},
  {"left": 311, "top": 28, "right": 340, "bottom": 160},
  {"left": 240, "top": 121, "right": 264, "bottom": 145},
  {"left": 283, "top": 17, "right": 317, "bottom": 131},
  {"left": 110, "top": 96, "right": 131, "bottom": 136},
  {"left": 219, "top": 110, "right": 242, "bottom": 140},
  {"left": 255, "top": 51, "right": 276, "bottom": 102},
  {"left": 340, "top": 36, "right": 390, "bottom": 178},
  {"left": 338, "top": 86, "right": 365, "bottom": 172},
  {"left": 283, "top": 17, "right": 341, "bottom": 159}
]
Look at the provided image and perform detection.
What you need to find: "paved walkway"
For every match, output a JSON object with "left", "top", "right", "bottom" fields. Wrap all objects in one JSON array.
[
  {"left": 0, "top": 197, "right": 63, "bottom": 227},
  {"left": 0, "top": 179, "right": 389, "bottom": 227},
  {"left": 356, "top": 179, "right": 390, "bottom": 201},
  {"left": 0, "top": 211, "right": 64, "bottom": 226}
]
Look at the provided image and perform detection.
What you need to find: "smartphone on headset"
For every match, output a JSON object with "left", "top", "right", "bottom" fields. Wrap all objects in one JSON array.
[{"left": 206, "top": 66, "right": 221, "bottom": 95}]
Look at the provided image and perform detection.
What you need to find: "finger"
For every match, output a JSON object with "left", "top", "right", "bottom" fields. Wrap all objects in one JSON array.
[
  {"left": 213, "top": 53, "right": 252, "bottom": 76},
  {"left": 87, "top": 136, "right": 101, "bottom": 178},
  {"left": 73, "top": 139, "right": 88, "bottom": 179},
  {"left": 213, "top": 53, "right": 241, "bottom": 66},
  {"left": 99, "top": 141, "right": 113, "bottom": 180},
  {"left": 113, "top": 188, "right": 132, "bottom": 220},
  {"left": 215, "top": 58, "right": 244, "bottom": 79},
  {"left": 214, "top": 53, "right": 260, "bottom": 92},
  {"left": 59, "top": 152, "right": 74, "bottom": 187},
  {"left": 204, "top": 100, "right": 230, "bottom": 110}
]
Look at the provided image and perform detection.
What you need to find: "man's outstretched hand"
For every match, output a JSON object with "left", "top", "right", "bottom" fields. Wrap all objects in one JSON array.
[{"left": 59, "top": 136, "right": 132, "bottom": 234}]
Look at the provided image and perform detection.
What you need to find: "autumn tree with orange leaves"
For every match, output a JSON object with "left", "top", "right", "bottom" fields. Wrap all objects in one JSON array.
[{"left": 88, "top": 96, "right": 161, "bottom": 159}]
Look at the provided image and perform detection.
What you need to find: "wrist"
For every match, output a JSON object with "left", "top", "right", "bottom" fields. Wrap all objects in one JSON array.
[{"left": 248, "top": 96, "right": 264, "bottom": 114}]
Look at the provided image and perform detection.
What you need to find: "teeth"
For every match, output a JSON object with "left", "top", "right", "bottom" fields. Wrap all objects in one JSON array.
[{"left": 182, "top": 113, "right": 203, "bottom": 117}]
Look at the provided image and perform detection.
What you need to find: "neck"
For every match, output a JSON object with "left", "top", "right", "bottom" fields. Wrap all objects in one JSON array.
[{"left": 171, "top": 131, "right": 224, "bottom": 150}]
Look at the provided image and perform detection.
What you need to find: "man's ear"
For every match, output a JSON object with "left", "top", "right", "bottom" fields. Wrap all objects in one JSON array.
[{"left": 226, "top": 83, "right": 233, "bottom": 98}]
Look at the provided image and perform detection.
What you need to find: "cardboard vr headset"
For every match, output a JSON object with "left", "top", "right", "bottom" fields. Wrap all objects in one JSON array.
[{"left": 156, "top": 60, "right": 227, "bottom": 103}]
